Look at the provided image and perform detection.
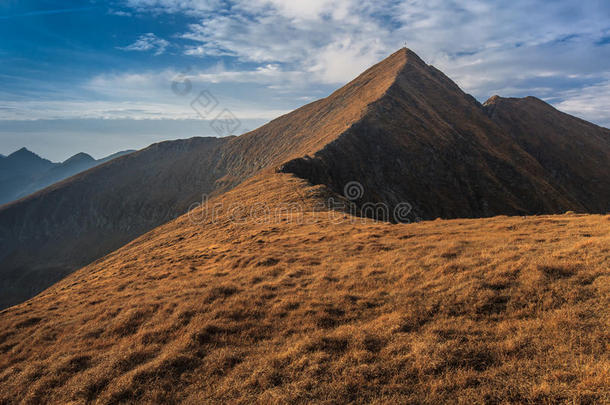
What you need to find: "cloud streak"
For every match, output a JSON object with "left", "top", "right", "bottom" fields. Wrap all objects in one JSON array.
[
  {"left": 0, "top": 6, "right": 97, "bottom": 20},
  {"left": 119, "top": 33, "right": 170, "bottom": 55}
]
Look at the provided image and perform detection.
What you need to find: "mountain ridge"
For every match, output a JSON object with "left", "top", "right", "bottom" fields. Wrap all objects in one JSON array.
[
  {"left": 483, "top": 95, "right": 610, "bottom": 212},
  {"left": 0, "top": 49, "right": 416, "bottom": 311},
  {"left": 279, "top": 48, "right": 598, "bottom": 220}
]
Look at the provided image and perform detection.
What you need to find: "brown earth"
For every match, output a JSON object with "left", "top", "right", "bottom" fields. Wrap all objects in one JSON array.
[{"left": 0, "top": 173, "right": 608, "bottom": 403}]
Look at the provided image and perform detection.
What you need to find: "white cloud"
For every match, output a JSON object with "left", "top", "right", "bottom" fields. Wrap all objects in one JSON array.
[
  {"left": 177, "top": 1, "right": 399, "bottom": 83},
  {"left": 120, "top": 33, "right": 169, "bottom": 55},
  {"left": 158, "top": 0, "right": 610, "bottom": 102},
  {"left": 553, "top": 79, "right": 610, "bottom": 128},
  {"left": 108, "top": 9, "right": 132, "bottom": 16},
  {"left": 0, "top": 98, "right": 289, "bottom": 121},
  {"left": 6, "top": 0, "right": 610, "bottom": 127},
  {"left": 243, "top": 0, "right": 353, "bottom": 21},
  {"left": 125, "top": 0, "right": 221, "bottom": 15},
  {"left": 0, "top": 67, "right": 296, "bottom": 121},
  {"left": 307, "top": 38, "right": 388, "bottom": 83}
]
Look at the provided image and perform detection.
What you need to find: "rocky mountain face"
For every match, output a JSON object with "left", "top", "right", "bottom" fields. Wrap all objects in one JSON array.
[
  {"left": 484, "top": 95, "right": 610, "bottom": 213},
  {"left": 280, "top": 49, "right": 606, "bottom": 220},
  {"left": 0, "top": 148, "right": 134, "bottom": 206},
  {"left": 0, "top": 48, "right": 608, "bottom": 309}
]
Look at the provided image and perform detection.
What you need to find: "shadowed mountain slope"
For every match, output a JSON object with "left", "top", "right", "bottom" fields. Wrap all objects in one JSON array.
[
  {"left": 1, "top": 48, "right": 609, "bottom": 309},
  {"left": 0, "top": 173, "right": 607, "bottom": 403},
  {"left": 484, "top": 95, "right": 610, "bottom": 213},
  {"left": 279, "top": 49, "right": 600, "bottom": 220}
]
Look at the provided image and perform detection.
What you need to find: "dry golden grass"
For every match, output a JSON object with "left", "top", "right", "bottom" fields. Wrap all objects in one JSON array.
[{"left": 0, "top": 174, "right": 609, "bottom": 404}]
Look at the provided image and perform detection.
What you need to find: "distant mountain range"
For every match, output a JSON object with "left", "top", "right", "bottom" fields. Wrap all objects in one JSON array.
[
  {"left": 0, "top": 48, "right": 608, "bottom": 310},
  {"left": 0, "top": 148, "right": 134, "bottom": 206}
]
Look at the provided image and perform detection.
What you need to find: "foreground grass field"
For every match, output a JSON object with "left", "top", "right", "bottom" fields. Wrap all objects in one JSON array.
[{"left": 1, "top": 174, "right": 608, "bottom": 404}]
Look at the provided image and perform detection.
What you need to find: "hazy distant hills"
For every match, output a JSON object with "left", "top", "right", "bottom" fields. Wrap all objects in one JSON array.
[
  {"left": 0, "top": 138, "right": 231, "bottom": 309},
  {"left": 0, "top": 148, "right": 55, "bottom": 206},
  {"left": 0, "top": 148, "right": 134, "bottom": 206},
  {"left": 0, "top": 48, "right": 608, "bottom": 309}
]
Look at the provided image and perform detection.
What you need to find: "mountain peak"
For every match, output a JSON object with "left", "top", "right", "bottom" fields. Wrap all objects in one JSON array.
[
  {"left": 483, "top": 95, "right": 502, "bottom": 106},
  {"left": 63, "top": 152, "right": 95, "bottom": 165},
  {"left": 399, "top": 47, "right": 427, "bottom": 64},
  {"left": 371, "top": 47, "right": 427, "bottom": 76},
  {"left": 6, "top": 148, "right": 51, "bottom": 165},
  {"left": 484, "top": 95, "right": 550, "bottom": 108},
  {"left": 9, "top": 147, "right": 36, "bottom": 158}
]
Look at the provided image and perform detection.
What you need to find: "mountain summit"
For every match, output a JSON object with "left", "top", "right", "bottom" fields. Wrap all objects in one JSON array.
[
  {"left": 280, "top": 48, "right": 609, "bottom": 219},
  {"left": 62, "top": 152, "right": 96, "bottom": 165},
  {"left": 0, "top": 48, "right": 609, "bottom": 309},
  {"left": 0, "top": 148, "right": 55, "bottom": 206}
]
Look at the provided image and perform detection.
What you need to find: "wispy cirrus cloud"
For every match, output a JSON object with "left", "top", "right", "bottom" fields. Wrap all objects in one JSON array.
[
  {"left": 0, "top": 6, "right": 97, "bottom": 20},
  {"left": 119, "top": 33, "right": 169, "bottom": 55}
]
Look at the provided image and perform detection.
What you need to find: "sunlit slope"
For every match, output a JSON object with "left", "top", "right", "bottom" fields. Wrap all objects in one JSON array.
[{"left": 0, "top": 173, "right": 608, "bottom": 404}]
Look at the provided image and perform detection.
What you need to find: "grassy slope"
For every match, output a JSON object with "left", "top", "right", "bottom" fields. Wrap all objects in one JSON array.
[
  {"left": 0, "top": 49, "right": 405, "bottom": 311},
  {"left": 0, "top": 173, "right": 608, "bottom": 404}
]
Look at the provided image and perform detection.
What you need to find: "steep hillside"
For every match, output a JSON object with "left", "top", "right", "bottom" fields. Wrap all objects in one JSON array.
[
  {"left": 0, "top": 138, "right": 229, "bottom": 309},
  {"left": 484, "top": 95, "right": 610, "bottom": 213},
  {"left": 0, "top": 49, "right": 409, "bottom": 309},
  {"left": 0, "top": 173, "right": 607, "bottom": 403},
  {"left": 280, "top": 50, "right": 599, "bottom": 220},
  {"left": 216, "top": 48, "right": 408, "bottom": 182}
]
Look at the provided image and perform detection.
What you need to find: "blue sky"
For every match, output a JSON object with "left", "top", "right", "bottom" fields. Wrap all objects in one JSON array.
[{"left": 1, "top": 0, "right": 609, "bottom": 161}]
